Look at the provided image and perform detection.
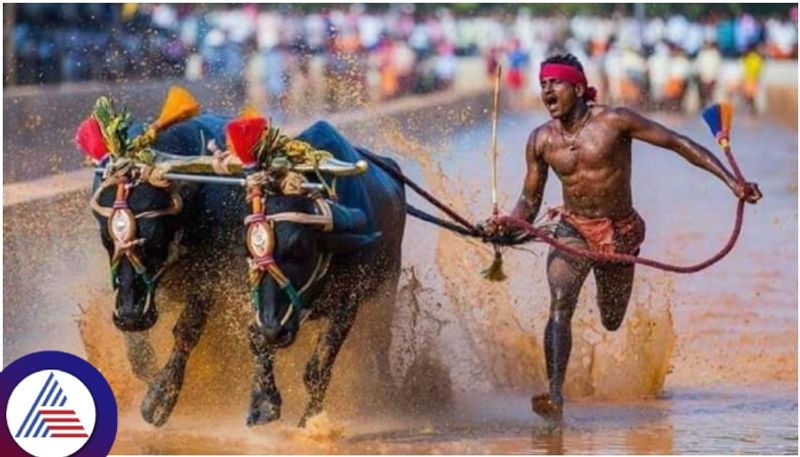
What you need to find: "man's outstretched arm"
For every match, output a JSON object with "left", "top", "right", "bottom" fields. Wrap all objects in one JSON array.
[
  {"left": 510, "top": 128, "right": 549, "bottom": 222},
  {"left": 614, "top": 107, "right": 761, "bottom": 203}
]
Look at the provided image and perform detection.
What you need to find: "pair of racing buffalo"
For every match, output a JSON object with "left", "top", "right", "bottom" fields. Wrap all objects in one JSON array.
[{"left": 79, "top": 89, "right": 405, "bottom": 427}]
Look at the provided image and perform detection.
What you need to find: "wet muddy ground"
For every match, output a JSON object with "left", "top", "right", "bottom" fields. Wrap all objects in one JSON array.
[{"left": 4, "top": 105, "right": 797, "bottom": 454}]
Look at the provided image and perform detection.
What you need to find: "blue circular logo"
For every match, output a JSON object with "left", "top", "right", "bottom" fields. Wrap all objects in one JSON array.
[{"left": 0, "top": 351, "right": 117, "bottom": 457}]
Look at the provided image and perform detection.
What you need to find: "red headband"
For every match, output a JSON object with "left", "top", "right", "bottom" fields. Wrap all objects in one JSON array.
[{"left": 540, "top": 63, "right": 597, "bottom": 101}]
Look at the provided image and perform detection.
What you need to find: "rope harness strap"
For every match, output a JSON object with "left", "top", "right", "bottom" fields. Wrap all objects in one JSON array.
[
  {"left": 90, "top": 166, "right": 184, "bottom": 310},
  {"left": 244, "top": 185, "right": 334, "bottom": 327},
  {"left": 357, "top": 144, "right": 749, "bottom": 274}
]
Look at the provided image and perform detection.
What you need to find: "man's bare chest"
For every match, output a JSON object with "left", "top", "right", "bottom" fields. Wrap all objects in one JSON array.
[{"left": 543, "top": 129, "right": 629, "bottom": 176}]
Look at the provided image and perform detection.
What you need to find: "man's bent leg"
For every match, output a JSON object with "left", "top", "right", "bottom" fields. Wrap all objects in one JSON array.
[
  {"left": 533, "top": 241, "right": 591, "bottom": 421},
  {"left": 594, "top": 262, "right": 636, "bottom": 331}
]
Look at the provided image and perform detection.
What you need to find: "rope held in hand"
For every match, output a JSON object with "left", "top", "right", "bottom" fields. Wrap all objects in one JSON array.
[{"left": 359, "top": 143, "right": 749, "bottom": 275}]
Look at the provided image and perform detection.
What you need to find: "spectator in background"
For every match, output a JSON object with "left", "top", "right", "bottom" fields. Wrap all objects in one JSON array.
[
  {"left": 766, "top": 15, "right": 798, "bottom": 59},
  {"left": 393, "top": 37, "right": 416, "bottom": 95},
  {"left": 741, "top": 44, "right": 765, "bottom": 114},
  {"left": 695, "top": 39, "right": 722, "bottom": 107},
  {"left": 643, "top": 17, "right": 666, "bottom": 50},
  {"left": 619, "top": 45, "right": 648, "bottom": 108},
  {"left": 666, "top": 14, "right": 690, "bottom": 52},
  {"left": 408, "top": 14, "right": 432, "bottom": 59},
  {"left": 506, "top": 38, "right": 529, "bottom": 91},
  {"left": 717, "top": 14, "right": 737, "bottom": 58},
  {"left": 201, "top": 28, "right": 227, "bottom": 77},
  {"left": 664, "top": 42, "right": 692, "bottom": 112},
  {"left": 602, "top": 37, "right": 623, "bottom": 104},
  {"left": 263, "top": 43, "right": 289, "bottom": 115},
  {"left": 434, "top": 41, "right": 457, "bottom": 90},
  {"left": 7, "top": 2, "right": 798, "bottom": 120},
  {"left": 736, "top": 13, "right": 761, "bottom": 55},
  {"left": 684, "top": 19, "right": 705, "bottom": 57},
  {"left": 376, "top": 37, "right": 399, "bottom": 99},
  {"left": 358, "top": 9, "right": 383, "bottom": 51},
  {"left": 647, "top": 41, "right": 671, "bottom": 109},
  {"left": 486, "top": 46, "right": 501, "bottom": 82}
]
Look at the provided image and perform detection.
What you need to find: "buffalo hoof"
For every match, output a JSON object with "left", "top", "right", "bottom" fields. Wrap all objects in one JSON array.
[
  {"left": 247, "top": 398, "right": 281, "bottom": 426},
  {"left": 141, "top": 369, "right": 184, "bottom": 427},
  {"left": 298, "top": 404, "right": 322, "bottom": 428}
]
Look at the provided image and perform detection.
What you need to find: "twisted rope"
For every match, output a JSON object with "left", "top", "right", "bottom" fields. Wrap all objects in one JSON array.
[{"left": 359, "top": 145, "right": 749, "bottom": 274}]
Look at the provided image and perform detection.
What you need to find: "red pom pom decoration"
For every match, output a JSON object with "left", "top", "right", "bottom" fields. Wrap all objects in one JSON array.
[
  {"left": 75, "top": 117, "right": 109, "bottom": 163},
  {"left": 226, "top": 116, "right": 267, "bottom": 167}
]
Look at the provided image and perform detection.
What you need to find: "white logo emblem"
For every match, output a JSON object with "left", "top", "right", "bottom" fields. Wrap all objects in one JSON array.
[{"left": 6, "top": 370, "right": 97, "bottom": 457}]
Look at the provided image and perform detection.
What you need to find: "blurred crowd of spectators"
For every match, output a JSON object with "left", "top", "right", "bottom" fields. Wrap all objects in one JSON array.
[
  {"left": 8, "top": 4, "right": 798, "bottom": 113},
  {"left": 503, "top": 9, "right": 799, "bottom": 112}
]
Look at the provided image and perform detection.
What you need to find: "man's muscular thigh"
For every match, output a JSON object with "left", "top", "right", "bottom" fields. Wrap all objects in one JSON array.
[
  {"left": 593, "top": 262, "right": 635, "bottom": 331},
  {"left": 547, "top": 225, "right": 592, "bottom": 320}
]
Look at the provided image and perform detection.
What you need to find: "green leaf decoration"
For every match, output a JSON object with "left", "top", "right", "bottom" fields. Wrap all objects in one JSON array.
[{"left": 91, "top": 96, "right": 131, "bottom": 158}]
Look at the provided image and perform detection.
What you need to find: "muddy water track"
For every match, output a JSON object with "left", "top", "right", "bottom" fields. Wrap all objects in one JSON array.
[{"left": 4, "top": 101, "right": 797, "bottom": 453}]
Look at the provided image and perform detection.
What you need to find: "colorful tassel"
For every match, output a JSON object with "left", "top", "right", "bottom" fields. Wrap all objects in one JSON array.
[
  {"left": 240, "top": 105, "right": 262, "bottom": 119},
  {"left": 701, "top": 102, "right": 734, "bottom": 146},
  {"left": 701, "top": 104, "right": 722, "bottom": 139},
  {"left": 227, "top": 116, "right": 268, "bottom": 167},
  {"left": 75, "top": 117, "right": 110, "bottom": 163},
  {"left": 154, "top": 86, "right": 201, "bottom": 131},
  {"left": 719, "top": 102, "right": 733, "bottom": 138},
  {"left": 481, "top": 250, "right": 507, "bottom": 282}
]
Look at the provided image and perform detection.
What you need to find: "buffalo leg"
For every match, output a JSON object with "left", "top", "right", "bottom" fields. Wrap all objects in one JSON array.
[
  {"left": 141, "top": 294, "right": 211, "bottom": 426},
  {"left": 247, "top": 323, "right": 282, "bottom": 426},
  {"left": 299, "top": 300, "right": 358, "bottom": 427},
  {"left": 123, "top": 331, "right": 157, "bottom": 382}
]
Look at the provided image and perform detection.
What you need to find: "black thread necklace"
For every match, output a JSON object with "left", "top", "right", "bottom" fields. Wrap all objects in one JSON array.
[{"left": 560, "top": 108, "right": 592, "bottom": 151}]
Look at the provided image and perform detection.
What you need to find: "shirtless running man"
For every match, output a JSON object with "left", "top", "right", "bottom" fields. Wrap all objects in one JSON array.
[{"left": 488, "top": 53, "right": 762, "bottom": 422}]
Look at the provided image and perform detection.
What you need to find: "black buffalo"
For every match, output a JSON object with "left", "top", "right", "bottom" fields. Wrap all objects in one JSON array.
[
  {"left": 243, "top": 121, "right": 406, "bottom": 427},
  {"left": 90, "top": 114, "right": 244, "bottom": 426}
]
